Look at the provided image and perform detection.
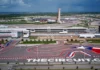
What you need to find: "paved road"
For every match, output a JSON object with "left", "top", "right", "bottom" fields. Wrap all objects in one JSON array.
[
  {"left": 9, "top": 64, "right": 100, "bottom": 70},
  {"left": 31, "top": 33, "right": 77, "bottom": 36},
  {"left": 0, "top": 63, "right": 100, "bottom": 70}
]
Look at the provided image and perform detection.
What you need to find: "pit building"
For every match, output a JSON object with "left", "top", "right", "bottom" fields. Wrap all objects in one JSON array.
[{"left": 0, "top": 25, "right": 100, "bottom": 38}]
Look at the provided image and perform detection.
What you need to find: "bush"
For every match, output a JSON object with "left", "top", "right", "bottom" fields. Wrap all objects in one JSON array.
[
  {"left": 7, "top": 61, "right": 9, "bottom": 64},
  {"left": 20, "top": 68, "right": 23, "bottom": 70},
  {"left": 1, "top": 39, "right": 4, "bottom": 44},
  {"left": 91, "top": 66, "right": 94, "bottom": 69},
  {"left": 70, "top": 39, "right": 73, "bottom": 41},
  {"left": 22, "top": 39, "right": 56, "bottom": 44},
  {"left": 21, "top": 39, "right": 23, "bottom": 41},
  {"left": 5, "top": 39, "right": 8, "bottom": 42}
]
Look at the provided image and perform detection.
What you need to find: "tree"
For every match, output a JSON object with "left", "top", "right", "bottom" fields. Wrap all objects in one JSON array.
[
  {"left": 89, "top": 61, "right": 91, "bottom": 64},
  {"left": 30, "top": 39, "right": 32, "bottom": 42},
  {"left": 46, "top": 39, "right": 49, "bottom": 44},
  {"left": 5, "top": 39, "right": 8, "bottom": 42},
  {"left": 27, "top": 68, "right": 31, "bottom": 70},
  {"left": 7, "top": 61, "right": 9, "bottom": 64},
  {"left": 50, "top": 39, "right": 52, "bottom": 42},
  {"left": 63, "top": 67, "right": 65, "bottom": 70},
  {"left": 48, "top": 67, "right": 50, "bottom": 70},
  {"left": 75, "top": 62, "right": 76, "bottom": 64},
  {"left": 26, "top": 39, "right": 28, "bottom": 42},
  {"left": 1, "top": 39, "right": 4, "bottom": 43},
  {"left": 38, "top": 39, "right": 41, "bottom": 43},
  {"left": 34, "top": 67, "right": 36, "bottom": 70},
  {"left": 61, "top": 62, "right": 63, "bottom": 65},
  {"left": 21, "top": 39, "right": 23, "bottom": 41},
  {"left": 76, "top": 66, "right": 78, "bottom": 69},
  {"left": 74, "top": 39, "right": 77, "bottom": 42},
  {"left": 16, "top": 61, "right": 19, "bottom": 65},
  {"left": 70, "top": 39, "right": 73, "bottom": 42},
  {"left": 66, "top": 39, "right": 69, "bottom": 41},
  {"left": 20, "top": 68, "right": 23, "bottom": 70},
  {"left": 23, "top": 62, "right": 25, "bottom": 65},
  {"left": 91, "top": 66, "right": 94, "bottom": 69},
  {"left": 47, "top": 61, "right": 49, "bottom": 65}
]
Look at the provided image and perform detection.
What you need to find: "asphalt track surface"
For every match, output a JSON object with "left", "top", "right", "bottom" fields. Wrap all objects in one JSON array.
[{"left": 0, "top": 40, "right": 100, "bottom": 62}]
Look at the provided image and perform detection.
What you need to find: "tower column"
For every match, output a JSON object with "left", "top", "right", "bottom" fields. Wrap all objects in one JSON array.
[{"left": 57, "top": 8, "right": 61, "bottom": 23}]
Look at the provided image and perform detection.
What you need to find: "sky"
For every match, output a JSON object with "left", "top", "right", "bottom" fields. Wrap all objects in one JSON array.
[{"left": 0, "top": 0, "right": 100, "bottom": 12}]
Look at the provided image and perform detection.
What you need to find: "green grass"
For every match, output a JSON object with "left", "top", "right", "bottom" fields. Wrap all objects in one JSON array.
[
  {"left": 0, "top": 21, "right": 52, "bottom": 24},
  {"left": 0, "top": 21, "right": 27, "bottom": 24},
  {"left": 87, "top": 39, "right": 100, "bottom": 43},
  {"left": 67, "top": 40, "right": 80, "bottom": 43},
  {"left": 0, "top": 41, "right": 5, "bottom": 44},
  {"left": 0, "top": 39, "right": 7, "bottom": 44},
  {"left": 21, "top": 39, "right": 56, "bottom": 44},
  {"left": 68, "top": 41, "right": 80, "bottom": 43},
  {"left": 29, "top": 36, "right": 38, "bottom": 39}
]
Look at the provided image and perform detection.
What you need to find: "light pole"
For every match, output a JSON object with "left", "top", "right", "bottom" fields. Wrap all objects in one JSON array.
[
  {"left": 36, "top": 46, "right": 39, "bottom": 65},
  {"left": 84, "top": 40, "right": 88, "bottom": 60},
  {"left": 47, "top": 26, "right": 51, "bottom": 33},
  {"left": 84, "top": 47, "right": 85, "bottom": 60},
  {"left": 82, "top": 41, "right": 85, "bottom": 59},
  {"left": 36, "top": 46, "right": 38, "bottom": 59},
  {"left": 80, "top": 40, "right": 85, "bottom": 59}
]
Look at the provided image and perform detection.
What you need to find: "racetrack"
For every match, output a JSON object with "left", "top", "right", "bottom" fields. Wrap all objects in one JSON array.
[{"left": 0, "top": 40, "right": 100, "bottom": 61}]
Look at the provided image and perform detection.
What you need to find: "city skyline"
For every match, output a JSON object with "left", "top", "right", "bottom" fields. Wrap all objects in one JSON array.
[{"left": 0, "top": 0, "right": 100, "bottom": 12}]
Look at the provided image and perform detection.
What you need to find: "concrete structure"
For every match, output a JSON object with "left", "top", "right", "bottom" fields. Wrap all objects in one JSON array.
[
  {"left": 0, "top": 25, "right": 29, "bottom": 38},
  {"left": 29, "top": 27, "right": 88, "bottom": 33},
  {"left": 29, "top": 26, "right": 100, "bottom": 38},
  {"left": 91, "top": 21, "right": 100, "bottom": 33},
  {"left": 0, "top": 24, "right": 100, "bottom": 38},
  {"left": 47, "top": 19, "right": 56, "bottom": 23},
  {"left": 57, "top": 8, "right": 61, "bottom": 23},
  {"left": 79, "top": 34, "right": 100, "bottom": 38}
]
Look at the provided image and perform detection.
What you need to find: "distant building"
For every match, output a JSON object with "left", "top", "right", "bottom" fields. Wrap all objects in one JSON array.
[
  {"left": 66, "top": 27, "right": 88, "bottom": 33},
  {"left": 0, "top": 25, "right": 29, "bottom": 38},
  {"left": 47, "top": 19, "right": 56, "bottom": 23},
  {"left": 91, "top": 21, "right": 100, "bottom": 33}
]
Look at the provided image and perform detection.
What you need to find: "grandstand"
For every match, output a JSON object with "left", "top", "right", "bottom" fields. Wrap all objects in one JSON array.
[{"left": 0, "top": 25, "right": 100, "bottom": 38}]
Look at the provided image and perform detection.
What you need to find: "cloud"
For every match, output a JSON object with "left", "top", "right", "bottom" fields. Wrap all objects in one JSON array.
[
  {"left": 0, "top": 0, "right": 9, "bottom": 5},
  {"left": 11, "top": 0, "right": 31, "bottom": 7},
  {"left": 0, "top": 0, "right": 100, "bottom": 12},
  {"left": 0, "top": 0, "right": 31, "bottom": 8}
]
